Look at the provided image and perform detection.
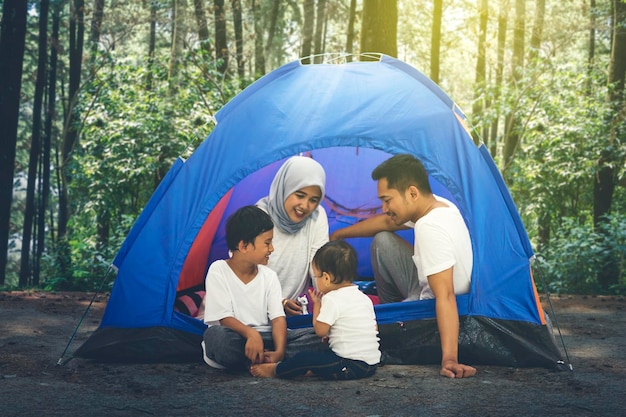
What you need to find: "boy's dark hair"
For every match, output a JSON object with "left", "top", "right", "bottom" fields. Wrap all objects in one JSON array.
[
  {"left": 371, "top": 154, "right": 432, "bottom": 194},
  {"left": 312, "top": 240, "right": 358, "bottom": 284},
  {"left": 225, "top": 206, "right": 274, "bottom": 251}
]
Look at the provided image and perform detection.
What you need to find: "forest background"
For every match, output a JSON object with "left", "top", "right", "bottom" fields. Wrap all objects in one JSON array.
[{"left": 0, "top": 0, "right": 625, "bottom": 296}]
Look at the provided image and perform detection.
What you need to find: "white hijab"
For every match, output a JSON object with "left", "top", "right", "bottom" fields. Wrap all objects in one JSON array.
[{"left": 257, "top": 156, "right": 326, "bottom": 234}]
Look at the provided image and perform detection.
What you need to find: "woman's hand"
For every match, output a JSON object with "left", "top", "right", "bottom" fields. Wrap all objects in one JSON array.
[{"left": 282, "top": 298, "right": 302, "bottom": 316}]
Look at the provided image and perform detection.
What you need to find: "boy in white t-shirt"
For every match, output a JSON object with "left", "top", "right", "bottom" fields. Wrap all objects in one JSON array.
[
  {"left": 250, "top": 240, "right": 380, "bottom": 380},
  {"left": 202, "top": 205, "right": 286, "bottom": 370}
]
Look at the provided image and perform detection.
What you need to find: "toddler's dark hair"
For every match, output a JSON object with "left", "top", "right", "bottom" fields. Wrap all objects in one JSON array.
[
  {"left": 225, "top": 206, "right": 274, "bottom": 251},
  {"left": 312, "top": 240, "right": 358, "bottom": 284}
]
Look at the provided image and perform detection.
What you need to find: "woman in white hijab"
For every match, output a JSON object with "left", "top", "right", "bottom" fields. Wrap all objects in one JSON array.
[{"left": 257, "top": 156, "right": 329, "bottom": 315}]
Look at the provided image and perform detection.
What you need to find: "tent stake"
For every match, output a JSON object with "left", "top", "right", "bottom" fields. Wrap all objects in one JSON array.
[{"left": 56, "top": 265, "right": 113, "bottom": 366}]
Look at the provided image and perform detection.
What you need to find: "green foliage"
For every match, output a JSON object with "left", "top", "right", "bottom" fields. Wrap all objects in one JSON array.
[
  {"left": 41, "top": 214, "right": 136, "bottom": 291},
  {"left": 469, "top": 46, "right": 626, "bottom": 295},
  {"left": 534, "top": 214, "right": 626, "bottom": 295},
  {"left": 41, "top": 49, "right": 243, "bottom": 291},
  {"left": 7, "top": 0, "right": 625, "bottom": 297},
  {"left": 509, "top": 64, "right": 610, "bottom": 240}
]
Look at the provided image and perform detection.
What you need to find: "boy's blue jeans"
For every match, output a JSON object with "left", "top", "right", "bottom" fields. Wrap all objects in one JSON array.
[
  {"left": 276, "top": 350, "right": 378, "bottom": 380},
  {"left": 203, "top": 325, "right": 328, "bottom": 370}
]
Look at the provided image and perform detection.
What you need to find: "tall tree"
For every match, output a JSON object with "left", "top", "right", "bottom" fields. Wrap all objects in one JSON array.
[
  {"left": 588, "top": 0, "right": 597, "bottom": 71},
  {"left": 502, "top": 0, "right": 525, "bottom": 173},
  {"left": 253, "top": 0, "right": 265, "bottom": 77},
  {"left": 301, "top": 0, "right": 315, "bottom": 63},
  {"left": 169, "top": 0, "right": 188, "bottom": 89},
  {"left": 90, "top": 0, "right": 105, "bottom": 64},
  {"left": 20, "top": 0, "right": 51, "bottom": 287},
  {"left": 313, "top": 0, "right": 327, "bottom": 63},
  {"left": 0, "top": 0, "right": 28, "bottom": 285},
  {"left": 36, "top": 3, "right": 62, "bottom": 286},
  {"left": 472, "top": 0, "right": 488, "bottom": 145},
  {"left": 430, "top": 0, "right": 443, "bottom": 83},
  {"left": 147, "top": 0, "right": 159, "bottom": 90},
  {"left": 193, "top": 0, "right": 212, "bottom": 56},
  {"left": 58, "top": 0, "right": 86, "bottom": 276},
  {"left": 231, "top": 0, "right": 244, "bottom": 78},
  {"left": 528, "top": 0, "right": 545, "bottom": 62},
  {"left": 88, "top": 0, "right": 110, "bottom": 260},
  {"left": 594, "top": 0, "right": 626, "bottom": 289},
  {"left": 490, "top": 0, "right": 508, "bottom": 157},
  {"left": 345, "top": 0, "right": 357, "bottom": 60},
  {"left": 264, "top": 0, "right": 280, "bottom": 68},
  {"left": 214, "top": 0, "right": 229, "bottom": 74},
  {"left": 360, "top": 0, "right": 397, "bottom": 59}
]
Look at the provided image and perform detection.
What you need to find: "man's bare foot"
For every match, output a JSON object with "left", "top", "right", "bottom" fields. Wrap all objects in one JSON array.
[{"left": 250, "top": 363, "right": 277, "bottom": 378}]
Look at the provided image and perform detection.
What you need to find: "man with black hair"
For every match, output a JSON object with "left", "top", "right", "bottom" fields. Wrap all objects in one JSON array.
[{"left": 330, "top": 154, "right": 476, "bottom": 378}]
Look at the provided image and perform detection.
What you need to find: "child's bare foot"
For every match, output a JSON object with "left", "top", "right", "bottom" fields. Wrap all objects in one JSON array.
[{"left": 250, "top": 363, "right": 277, "bottom": 378}]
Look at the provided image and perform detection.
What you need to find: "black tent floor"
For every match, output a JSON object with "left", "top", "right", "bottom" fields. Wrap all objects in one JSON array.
[{"left": 75, "top": 315, "right": 566, "bottom": 369}]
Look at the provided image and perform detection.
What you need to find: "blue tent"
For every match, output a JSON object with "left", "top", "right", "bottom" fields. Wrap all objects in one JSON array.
[{"left": 76, "top": 55, "right": 563, "bottom": 367}]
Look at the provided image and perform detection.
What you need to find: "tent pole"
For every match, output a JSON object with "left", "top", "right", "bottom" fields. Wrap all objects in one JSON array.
[
  {"left": 533, "top": 264, "right": 574, "bottom": 371},
  {"left": 56, "top": 265, "right": 114, "bottom": 366}
]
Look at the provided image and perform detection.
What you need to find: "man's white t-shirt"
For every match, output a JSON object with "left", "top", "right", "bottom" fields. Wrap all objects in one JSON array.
[
  {"left": 316, "top": 285, "right": 381, "bottom": 365},
  {"left": 406, "top": 196, "right": 473, "bottom": 300},
  {"left": 203, "top": 260, "right": 285, "bottom": 332}
]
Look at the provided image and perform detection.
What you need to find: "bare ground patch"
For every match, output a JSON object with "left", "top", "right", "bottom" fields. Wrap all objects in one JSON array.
[{"left": 1, "top": 291, "right": 624, "bottom": 417}]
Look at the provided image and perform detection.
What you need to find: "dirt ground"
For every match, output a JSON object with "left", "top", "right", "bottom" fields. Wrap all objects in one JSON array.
[{"left": 0, "top": 291, "right": 624, "bottom": 417}]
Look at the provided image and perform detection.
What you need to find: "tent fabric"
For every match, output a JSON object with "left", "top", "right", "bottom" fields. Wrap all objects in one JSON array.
[{"left": 75, "top": 55, "right": 564, "bottom": 368}]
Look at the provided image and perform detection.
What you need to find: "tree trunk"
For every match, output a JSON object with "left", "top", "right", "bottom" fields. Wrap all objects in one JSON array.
[
  {"left": 253, "top": 0, "right": 265, "bottom": 77},
  {"left": 528, "top": 0, "right": 545, "bottom": 62},
  {"left": 588, "top": 0, "right": 597, "bottom": 73},
  {"left": 313, "top": 0, "right": 326, "bottom": 63},
  {"left": 490, "top": 0, "right": 508, "bottom": 158},
  {"left": 20, "top": 0, "right": 50, "bottom": 287},
  {"left": 301, "top": 0, "right": 315, "bottom": 63},
  {"left": 345, "top": 0, "right": 357, "bottom": 60},
  {"left": 36, "top": 3, "right": 61, "bottom": 286},
  {"left": 264, "top": 0, "right": 280, "bottom": 68},
  {"left": 231, "top": 0, "right": 244, "bottom": 78},
  {"left": 89, "top": 0, "right": 105, "bottom": 66},
  {"left": 147, "top": 0, "right": 158, "bottom": 90},
  {"left": 0, "top": 0, "right": 28, "bottom": 285},
  {"left": 88, "top": 0, "right": 110, "bottom": 266},
  {"left": 169, "top": 0, "right": 187, "bottom": 91},
  {"left": 360, "top": 0, "right": 398, "bottom": 60},
  {"left": 193, "top": 0, "right": 211, "bottom": 56},
  {"left": 537, "top": 212, "right": 551, "bottom": 251},
  {"left": 502, "top": 0, "right": 525, "bottom": 174},
  {"left": 472, "top": 0, "right": 488, "bottom": 146},
  {"left": 58, "top": 0, "right": 86, "bottom": 277},
  {"left": 214, "top": 0, "right": 229, "bottom": 74},
  {"left": 594, "top": 0, "right": 626, "bottom": 290},
  {"left": 96, "top": 210, "right": 110, "bottom": 256},
  {"left": 430, "top": 0, "right": 443, "bottom": 83}
]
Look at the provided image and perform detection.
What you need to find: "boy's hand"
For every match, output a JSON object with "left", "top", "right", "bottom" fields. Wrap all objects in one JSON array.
[{"left": 244, "top": 330, "right": 265, "bottom": 364}]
